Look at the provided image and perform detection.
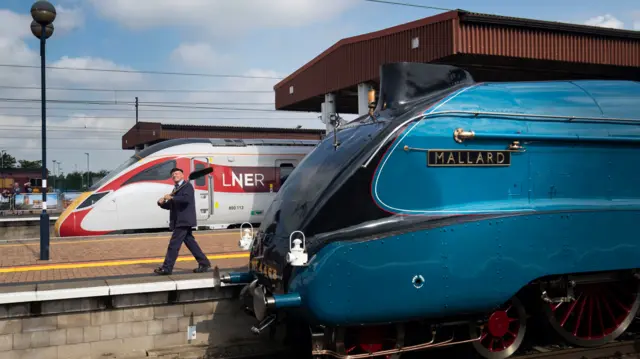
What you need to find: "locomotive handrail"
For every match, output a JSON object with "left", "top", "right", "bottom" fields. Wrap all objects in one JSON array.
[
  {"left": 362, "top": 109, "right": 640, "bottom": 168},
  {"left": 428, "top": 110, "right": 640, "bottom": 123},
  {"left": 452, "top": 128, "right": 640, "bottom": 144}
]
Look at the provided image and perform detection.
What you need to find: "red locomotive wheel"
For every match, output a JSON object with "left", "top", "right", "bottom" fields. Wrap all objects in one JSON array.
[
  {"left": 543, "top": 279, "right": 640, "bottom": 347},
  {"left": 469, "top": 296, "right": 527, "bottom": 359}
]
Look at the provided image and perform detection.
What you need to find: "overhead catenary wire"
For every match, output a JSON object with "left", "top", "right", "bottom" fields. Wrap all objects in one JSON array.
[
  {"left": 0, "top": 97, "right": 319, "bottom": 113},
  {"left": 0, "top": 97, "right": 275, "bottom": 106},
  {"left": 362, "top": 0, "right": 454, "bottom": 11},
  {"left": 9, "top": 147, "right": 160, "bottom": 151},
  {"left": 0, "top": 64, "right": 284, "bottom": 79},
  {"left": 0, "top": 85, "right": 274, "bottom": 93},
  {"left": 0, "top": 105, "right": 314, "bottom": 114},
  {"left": 0, "top": 113, "right": 319, "bottom": 121}
]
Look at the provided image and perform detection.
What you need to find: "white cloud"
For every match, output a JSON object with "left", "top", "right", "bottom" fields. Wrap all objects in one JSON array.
[
  {"left": 633, "top": 11, "right": 640, "bottom": 30},
  {"left": 89, "top": 0, "right": 359, "bottom": 34},
  {"left": 0, "top": 8, "right": 146, "bottom": 174},
  {"left": 0, "top": 9, "right": 32, "bottom": 40},
  {"left": 0, "top": 5, "right": 83, "bottom": 40},
  {"left": 584, "top": 14, "right": 624, "bottom": 29},
  {"left": 49, "top": 56, "right": 144, "bottom": 86},
  {"left": 0, "top": 6, "right": 329, "bottom": 175},
  {"left": 54, "top": 5, "right": 85, "bottom": 34},
  {"left": 169, "top": 43, "right": 232, "bottom": 70}
]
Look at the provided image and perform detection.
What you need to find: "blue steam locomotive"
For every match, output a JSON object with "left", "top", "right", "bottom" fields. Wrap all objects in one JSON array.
[{"left": 215, "top": 62, "right": 640, "bottom": 358}]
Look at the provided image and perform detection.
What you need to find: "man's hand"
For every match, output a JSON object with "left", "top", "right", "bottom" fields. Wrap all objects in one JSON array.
[{"left": 163, "top": 194, "right": 173, "bottom": 201}]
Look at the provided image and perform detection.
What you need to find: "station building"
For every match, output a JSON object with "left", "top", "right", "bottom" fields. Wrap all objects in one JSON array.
[
  {"left": 273, "top": 9, "right": 640, "bottom": 126},
  {"left": 121, "top": 121, "right": 326, "bottom": 152}
]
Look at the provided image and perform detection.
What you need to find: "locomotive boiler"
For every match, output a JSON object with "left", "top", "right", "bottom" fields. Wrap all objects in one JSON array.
[{"left": 215, "top": 62, "right": 640, "bottom": 358}]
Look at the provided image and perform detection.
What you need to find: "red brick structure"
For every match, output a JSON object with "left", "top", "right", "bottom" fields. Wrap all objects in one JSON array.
[
  {"left": 122, "top": 121, "right": 325, "bottom": 151},
  {"left": 0, "top": 168, "right": 42, "bottom": 191},
  {"left": 274, "top": 9, "right": 640, "bottom": 114}
]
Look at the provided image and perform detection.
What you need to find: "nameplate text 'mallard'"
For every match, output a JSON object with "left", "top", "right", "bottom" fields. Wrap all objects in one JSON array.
[{"left": 427, "top": 150, "right": 511, "bottom": 167}]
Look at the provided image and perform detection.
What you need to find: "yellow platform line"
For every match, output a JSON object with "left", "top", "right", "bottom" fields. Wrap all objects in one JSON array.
[
  {"left": 0, "top": 252, "right": 250, "bottom": 273},
  {"left": 0, "top": 231, "right": 235, "bottom": 248}
]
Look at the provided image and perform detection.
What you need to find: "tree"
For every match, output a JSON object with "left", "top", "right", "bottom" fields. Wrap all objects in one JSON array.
[
  {"left": 18, "top": 160, "right": 42, "bottom": 169},
  {"left": 0, "top": 152, "right": 17, "bottom": 168}
]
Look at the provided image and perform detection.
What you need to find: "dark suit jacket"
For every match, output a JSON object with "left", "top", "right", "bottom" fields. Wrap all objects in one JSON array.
[{"left": 158, "top": 181, "right": 197, "bottom": 230}]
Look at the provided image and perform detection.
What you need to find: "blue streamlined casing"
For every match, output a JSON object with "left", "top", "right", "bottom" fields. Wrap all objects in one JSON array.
[{"left": 286, "top": 80, "right": 640, "bottom": 326}]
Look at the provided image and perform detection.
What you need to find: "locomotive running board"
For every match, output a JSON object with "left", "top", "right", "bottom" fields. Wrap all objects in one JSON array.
[{"left": 311, "top": 330, "right": 481, "bottom": 359}]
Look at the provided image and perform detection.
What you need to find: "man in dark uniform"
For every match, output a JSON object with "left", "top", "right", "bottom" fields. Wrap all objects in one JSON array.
[{"left": 154, "top": 167, "right": 211, "bottom": 275}]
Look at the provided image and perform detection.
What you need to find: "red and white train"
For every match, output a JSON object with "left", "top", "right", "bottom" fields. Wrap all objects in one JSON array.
[{"left": 54, "top": 138, "right": 320, "bottom": 237}]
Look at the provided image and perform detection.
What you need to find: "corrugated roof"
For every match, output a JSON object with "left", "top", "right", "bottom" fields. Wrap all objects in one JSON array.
[{"left": 458, "top": 11, "right": 640, "bottom": 39}]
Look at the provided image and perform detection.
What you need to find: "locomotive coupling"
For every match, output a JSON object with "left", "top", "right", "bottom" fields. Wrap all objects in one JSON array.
[
  {"left": 269, "top": 293, "right": 302, "bottom": 309},
  {"left": 248, "top": 279, "right": 302, "bottom": 321}
]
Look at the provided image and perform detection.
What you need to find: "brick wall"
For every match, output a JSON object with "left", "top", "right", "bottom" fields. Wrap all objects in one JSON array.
[{"left": 0, "top": 288, "right": 266, "bottom": 359}]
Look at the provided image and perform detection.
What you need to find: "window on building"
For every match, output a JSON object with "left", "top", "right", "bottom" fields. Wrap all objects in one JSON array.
[
  {"left": 279, "top": 163, "right": 295, "bottom": 185},
  {"left": 1, "top": 178, "right": 13, "bottom": 188},
  {"left": 123, "top": 160, "right": 176, "bottom": 186}
]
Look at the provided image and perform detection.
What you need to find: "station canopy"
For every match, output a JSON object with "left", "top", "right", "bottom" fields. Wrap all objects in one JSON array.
[{"left": 274, "top": 9, "right": 640, "bottom": 114}]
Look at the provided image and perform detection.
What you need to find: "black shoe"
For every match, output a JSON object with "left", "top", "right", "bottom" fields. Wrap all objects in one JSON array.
[
  {"left": 154, "top": 267, "right": 172, "bottom": 275},
  {"left": 193, "top": 264, "right": 211, "bottom": 273}
]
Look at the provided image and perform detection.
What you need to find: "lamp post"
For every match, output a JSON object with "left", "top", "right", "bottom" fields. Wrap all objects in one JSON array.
[
  {"left": 30, "top": 0, "right": 56, "bottom": 261},
  {"left": 85, "top": 152, "right": 90, "bottom": 188},
  {"left": 52, "top": 159, "right": 57, "bottom": 190}
]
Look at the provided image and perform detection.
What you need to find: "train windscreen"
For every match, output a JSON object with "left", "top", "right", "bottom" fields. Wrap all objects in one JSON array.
[{"left": 88, "top": 156, "right": 137, "bottom": 191}]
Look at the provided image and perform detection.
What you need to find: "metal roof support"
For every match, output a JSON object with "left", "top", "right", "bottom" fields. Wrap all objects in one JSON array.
[
  {"left": 357, "top": 83, "right": 373, "bottom": 116},
  {"left": 323, "top": 93, "right": 336, "bottom": 133}
]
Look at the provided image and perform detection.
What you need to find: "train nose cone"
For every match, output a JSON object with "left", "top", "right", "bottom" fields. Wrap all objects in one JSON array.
[
  {"left": 55, "top": 192, "right": 92, "bottom": 237},
  {"left": 54, "top": 212, "right": 77, "bottom": 237}
]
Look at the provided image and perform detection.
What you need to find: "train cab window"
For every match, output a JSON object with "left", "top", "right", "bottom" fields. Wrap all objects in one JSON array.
[
  {"left": 279, "top": 163, "right": 295, "bottom": 185},
  {"left": 123, "top": 160, "right": 176, "bottom": 186},
  {"left": 193, "top": 163, "right": 206, "bottom": 186}
]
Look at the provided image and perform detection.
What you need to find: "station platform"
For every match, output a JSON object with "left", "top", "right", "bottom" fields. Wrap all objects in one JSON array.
[
  {"left": 0, "top": 230, "right": 248, "bottom": 285},
  {"left": 0, "top": 229, "right": 266, "bottom": 359}
]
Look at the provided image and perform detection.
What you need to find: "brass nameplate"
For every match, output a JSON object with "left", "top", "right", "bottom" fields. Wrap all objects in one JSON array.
[{"left": 427, "top": 150, "right": 511, "bottom": 167}]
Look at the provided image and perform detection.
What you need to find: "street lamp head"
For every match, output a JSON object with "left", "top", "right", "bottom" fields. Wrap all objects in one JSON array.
[
  {"left": 31, "top": 1, "right": 56, "bottom": 26},
  {"left": 30, "top": 20, "right": 54, "bottom": 39}
]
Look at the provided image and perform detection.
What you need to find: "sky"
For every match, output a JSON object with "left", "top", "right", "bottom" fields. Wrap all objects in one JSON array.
[{"left": 0, "top": 0, "right": 638, "bottom": 175}]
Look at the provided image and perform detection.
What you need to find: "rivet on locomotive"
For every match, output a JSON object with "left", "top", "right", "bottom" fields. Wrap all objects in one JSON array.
[{"left": 214, "top": 62, "right": 640, "bottom": 358}]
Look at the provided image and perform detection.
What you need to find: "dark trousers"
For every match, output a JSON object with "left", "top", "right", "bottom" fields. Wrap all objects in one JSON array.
[{"left": 161, "top": 227, "right": 210, "bottom": 272}]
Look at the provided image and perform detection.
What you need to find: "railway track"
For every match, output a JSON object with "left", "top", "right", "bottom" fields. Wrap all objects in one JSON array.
[
  {"left": 509, "top": 317, "right": 640, "bottom": 359},
  {"left": 514, "top": 339, "right": 640, "bottom": 359},
  {"left": 153, "top": 319, "right": 640, "bottom": 359},
  {"left": 159, "top": 336, "right": 640, "bottom": 359}
]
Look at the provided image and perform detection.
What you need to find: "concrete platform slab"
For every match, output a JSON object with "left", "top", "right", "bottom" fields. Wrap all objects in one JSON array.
[
  {"left": 0, "top": 283, "right": 37, "bottom": 304},
  {"left": 36, "top": 279, "right": 110, "bottom": 301}
]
